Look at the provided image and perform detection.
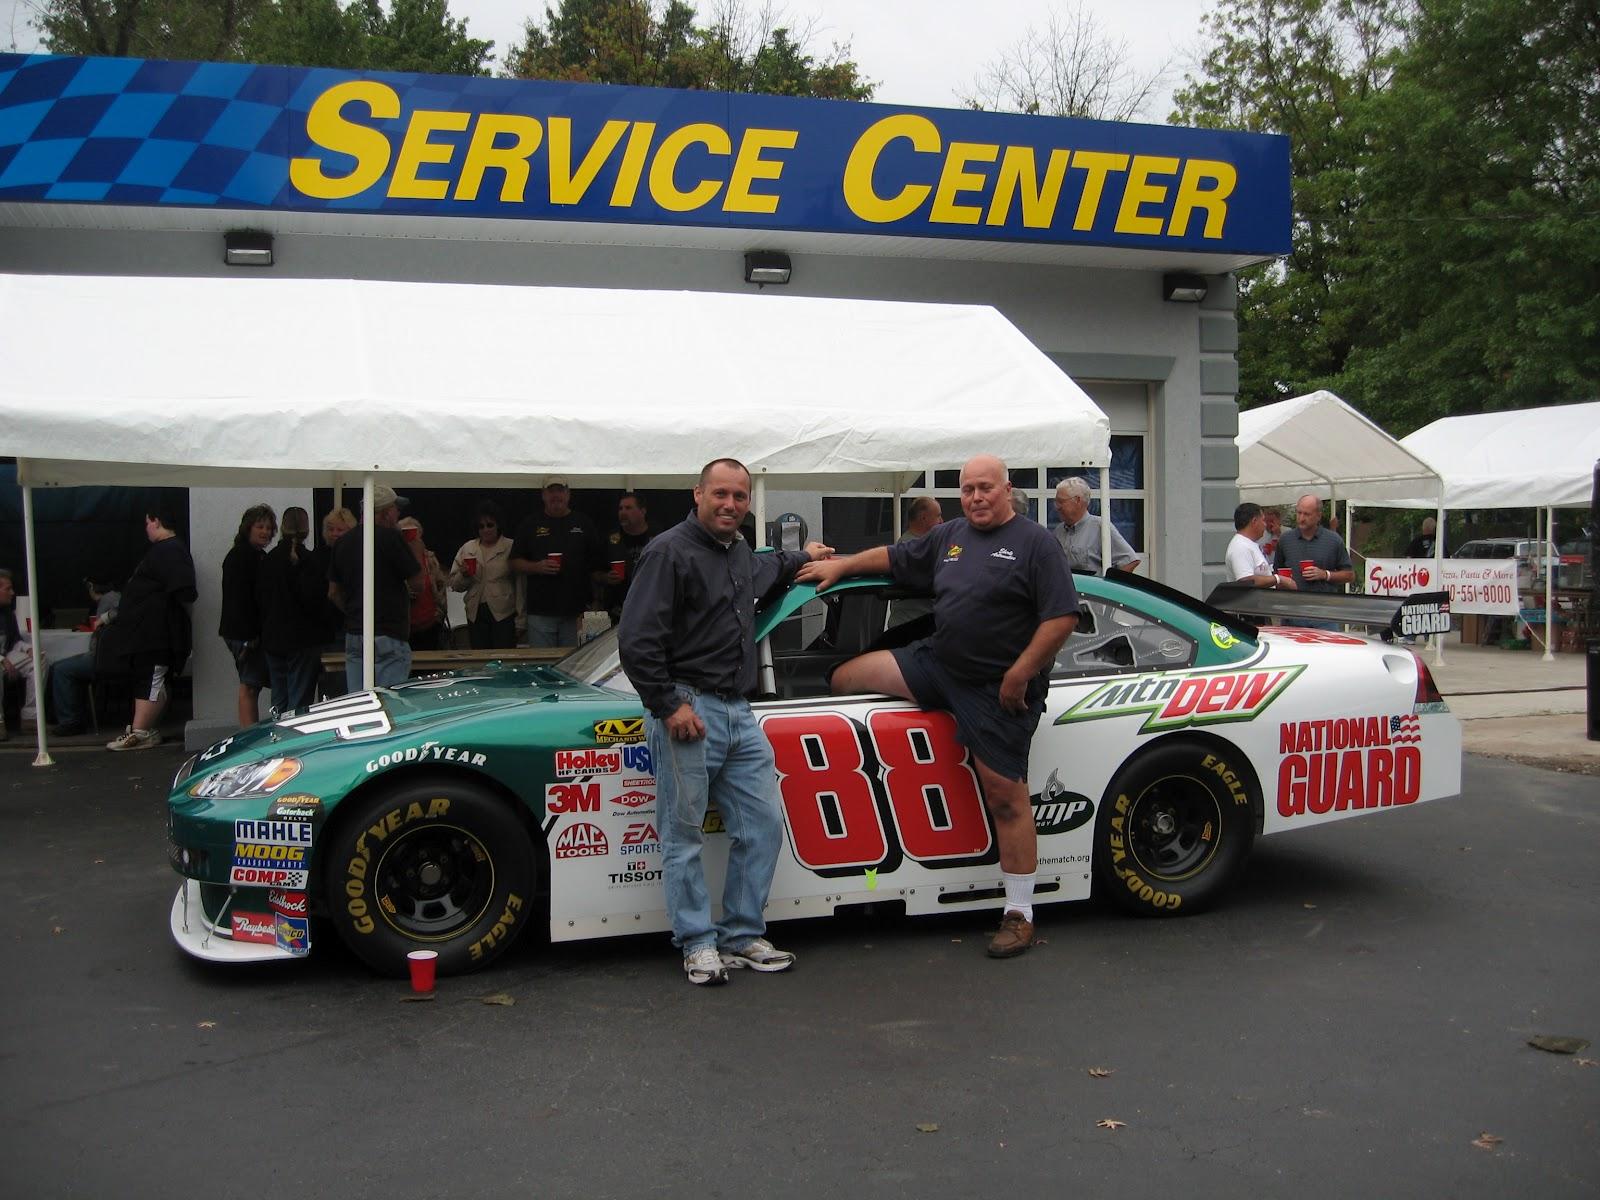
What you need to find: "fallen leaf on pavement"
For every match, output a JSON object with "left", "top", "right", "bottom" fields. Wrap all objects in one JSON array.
[
  {"left": 399, "top": 994, "right": 436, "bottom": 1003},
  {"left": 479, "top": 992, "right": 515, "bottom": 1006},
  {"left": 1096, "top": 1119, "right": 1126, "bottom": 1130},
  {"left": 915, "top": 1123, "right": 939, "bottom": 1133},
  {"left": 51, "top": 926, "right": 64, "bottom": 935},
  {"left": 1088, "top": 1068, "right": 1114, "bottom": 1078},
  {"left": 1574, "top": 1058, "right": 1598, "bottom": 1068},
  {"left": 1471, "top": 1132, "right": 1502, "bottom": 1151},
  {"left": 1528, "top": 1035, "right": 1590, "bottom": 1055},
  {"left": 197, "top": 1021, "right": 216, "bottom": 1029},
  {"left": 1303, "top": 903, "right": 1317, "bottom": 910}
]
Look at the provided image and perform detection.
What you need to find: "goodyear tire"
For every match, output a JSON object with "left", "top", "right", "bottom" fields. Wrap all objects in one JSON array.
[
  {"left": 1093, "top": 738, "right": 1256, "bottom": 917},
  {"left": 323, "top": 776, "right": 536, "bottom": 976}
]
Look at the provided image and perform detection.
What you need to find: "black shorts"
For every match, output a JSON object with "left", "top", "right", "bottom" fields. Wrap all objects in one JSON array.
[
  {"left": 128, "top": 653, "right": 171, "bottom": 704},
  {"left": 890, "top": 638, "right": 1045, "bottom": 783},
  {"left": 225, "top": 638, "right": 268, "bottom": 689}
]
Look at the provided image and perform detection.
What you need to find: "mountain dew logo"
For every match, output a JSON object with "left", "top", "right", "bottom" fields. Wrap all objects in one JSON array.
[{"left": 1056, "top": 665, "right": 1304, "bottom": 734}]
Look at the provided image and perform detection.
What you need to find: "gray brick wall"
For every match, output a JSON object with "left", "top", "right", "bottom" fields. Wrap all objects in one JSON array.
[{"left": 1198, "top": 275, "right": 1240, "bottom": 597}]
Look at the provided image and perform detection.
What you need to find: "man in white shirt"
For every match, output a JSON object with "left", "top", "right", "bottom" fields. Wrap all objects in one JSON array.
[{"left": 1227, "top": 503, "right": 1297, "bottom": 590}]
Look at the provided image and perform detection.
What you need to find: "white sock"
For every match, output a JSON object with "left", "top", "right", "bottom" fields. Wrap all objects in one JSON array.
[{"left": 1002, "top": 871, "right": 1035, "bottom": 923}]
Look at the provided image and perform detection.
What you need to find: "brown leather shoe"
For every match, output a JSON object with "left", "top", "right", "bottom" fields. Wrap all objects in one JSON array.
[{"left": 986, "top": 911, "right": 1036, "bottom": 958}]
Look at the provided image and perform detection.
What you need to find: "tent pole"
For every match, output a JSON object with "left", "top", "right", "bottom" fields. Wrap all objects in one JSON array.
[
  {"left": 1431, "top": 505, "right": 1445, "bottom": 667},
  {"left": 19, "top": 475, "right": 53, "bottom": 767},
  {"left": 1099, "top": 466, "right": 1111, "bottom": 576},
  {"left": 753, "top": 475, "right": 766, "bottom": 549},
  {"left": 892, "top": 476, "right": 903, "bottom": 540},
  {"left": 1542, "top": 505, "right": 1555, "bottom": 662},
  {"left": 362, "top": 475, "right": 375, "bottom": 692}
]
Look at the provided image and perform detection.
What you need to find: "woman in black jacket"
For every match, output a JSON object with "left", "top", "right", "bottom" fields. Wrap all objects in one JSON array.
[
  {"left": 256, "top": 506, "right": 326, "bottom": 713},
  {"left": 220, "top": 503, "right": 276, "bottom": 728}
]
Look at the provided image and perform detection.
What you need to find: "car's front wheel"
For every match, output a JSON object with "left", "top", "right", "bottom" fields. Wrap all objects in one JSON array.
[
  {"left": 1093, "top": 738, "right": 1257, "bottom": 916},
  {"left": 323, "top": 775, "right": 537, "bottom": 976}
]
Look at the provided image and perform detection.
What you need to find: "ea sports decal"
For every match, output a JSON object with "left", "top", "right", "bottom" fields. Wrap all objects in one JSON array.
[{"left": 1057, "top": 665, "right": 1304, "bottom": 733}]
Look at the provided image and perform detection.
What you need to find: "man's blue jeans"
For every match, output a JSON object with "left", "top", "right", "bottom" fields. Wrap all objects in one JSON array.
[
  {"left": 524, "top": 614, "right": 578, "bottom": 648},
  {"left": 344, "top": 634, "right": 411, "bottom": 693},
  {"left": 48, "top": 652, "right": 95, "bottom": 728},
  {"left": 266, "top": 648, "right": 322, "bottom": 713},
  {"left": 647, "top": 689, "right": 785, "bottom": 955}
]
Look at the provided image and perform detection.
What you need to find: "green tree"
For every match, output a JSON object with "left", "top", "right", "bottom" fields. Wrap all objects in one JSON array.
[
  {"left": 504, "top": 0, "right": 872, "bottom": 99},
  {"left": 39, "top": 0, "right": 492, "bottom": 74},
  {"left": 1172, "top": 0, "right": 1408, "bottom": 411},
  {"left": 1337, "top": 0, "right": 1600, "bottom": 430}
]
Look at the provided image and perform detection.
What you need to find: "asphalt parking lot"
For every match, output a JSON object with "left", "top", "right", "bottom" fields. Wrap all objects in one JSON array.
[{"left": 1, "top": 746, "right": 1596, "bottom": 1200}]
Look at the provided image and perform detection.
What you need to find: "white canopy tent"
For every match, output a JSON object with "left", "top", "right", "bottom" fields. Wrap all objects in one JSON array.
[
  {"left": 2, "top": 272, "right": 1111, "bottom": 763},
  {"left": 1237, "top": 390, "right": 1446, "bottom": 665},
  {"left": 1346, "top": 400, "right": 1600, "bottom": 664}
]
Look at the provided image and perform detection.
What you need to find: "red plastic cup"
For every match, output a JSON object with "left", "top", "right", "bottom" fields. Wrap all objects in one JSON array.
[
  {"left": 546, "top": 552, "right": 563, "bottom": 571},
  {"left": 1299, "top": 559, "right": 1316, "bottom": 579},
  {"left": 1276, "top": 568, "right": 1293, "bottom": 581},
  {"left": 407, "top": 949, "right": 438, "bottom": 993},
  {"left": 403, "top": 526, "right": 420, "bottom": 543},
  {"left": 610, "top": 559, "right": 626, "bottom": 582},
  {"left": 462, "top": 556, "right": 478, "bottom": 577}
]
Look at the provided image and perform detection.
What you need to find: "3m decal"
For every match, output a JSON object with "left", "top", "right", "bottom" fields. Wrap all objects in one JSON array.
[
  {"left": 1277, "top": 715, "right": 1422, "bottom": 816},
  {"left": 761, "top": 709, "right": 994, "bottom": 875},
  {"left": 231, "top": 913, "right": 276, "bottom": 944},
  {"left": 593, "top": 717, "right": 645, "bottom": 745},
  {"left": 1056, "top": 665, "right": 1305, "bottom": 733},
  {"left": 276, "top": 691, "right": 391, "bottom": 741},
  {"left": 555, "top": 748, "right": 621, "bottom": 778},
  {"left": 554, "top": 822, "right": 609, "bottom": 859},
  {"left": 547, "top": 782, "right": 601, "bottom": 814}
]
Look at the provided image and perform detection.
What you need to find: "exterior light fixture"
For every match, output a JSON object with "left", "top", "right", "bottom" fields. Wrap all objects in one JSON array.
[
  {"left": 224, "top": 230, "right": 274, "bottom": 267},
  {"left": 744, "top": 251, "right": 792, "bottom": 285},
  {"left": 1162, "top": 272, "right": 1208, "bottom": 303}
]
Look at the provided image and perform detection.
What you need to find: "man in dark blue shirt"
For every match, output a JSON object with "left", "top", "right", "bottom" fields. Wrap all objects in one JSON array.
[
  {"left": 799, "top": 455, "right": 1080, "bottom": 958},
  {"left": 618, "top": 458, "right": 831, "bottom": 986}
]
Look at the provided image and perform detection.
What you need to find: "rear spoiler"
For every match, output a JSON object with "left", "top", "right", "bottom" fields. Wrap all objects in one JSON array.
[{"left": 1204, "top": 584, "right": 1451, "bottom": 640}]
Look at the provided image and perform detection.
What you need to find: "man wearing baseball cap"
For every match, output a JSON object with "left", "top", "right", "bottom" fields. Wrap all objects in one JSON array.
[
  {"left": 510, "top": 475, "right": 606, "bottom": 647},
  {"left": 327, "top": 484, "right": 422, "bottom": 690}
]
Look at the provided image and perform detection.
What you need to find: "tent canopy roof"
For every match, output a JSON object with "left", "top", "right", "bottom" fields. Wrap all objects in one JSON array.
[
  {"left": 1, "top": 273, "right": 1109, "bottom": 492},
  {"left": 1365, "top": 401, "right": 1600, "bottom": 510},
  {"left": 1236, "top": 390, "right": 1442, "bottom": 505}
]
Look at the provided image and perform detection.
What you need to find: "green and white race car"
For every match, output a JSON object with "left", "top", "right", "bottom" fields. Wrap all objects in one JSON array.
[{"left": 167, "top": 572, "right": 1461, "bottom": 975}]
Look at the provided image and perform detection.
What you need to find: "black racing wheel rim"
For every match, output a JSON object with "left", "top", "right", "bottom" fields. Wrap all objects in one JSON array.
[
  {"left": 1123, "top": 773, "right": 1223, "bottom": 881},
  {"left": 370, "top": 822, "right": 496, "bottom": 941}
]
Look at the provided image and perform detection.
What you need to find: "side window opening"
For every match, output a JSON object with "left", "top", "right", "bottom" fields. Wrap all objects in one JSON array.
[{"left": 1054, "top": 598, "right": 1193, "bottom": 677}]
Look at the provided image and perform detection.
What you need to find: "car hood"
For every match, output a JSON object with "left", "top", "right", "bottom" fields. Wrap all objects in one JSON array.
[{"left": 190, "top": 664, "right": 620, "bottom": 765}]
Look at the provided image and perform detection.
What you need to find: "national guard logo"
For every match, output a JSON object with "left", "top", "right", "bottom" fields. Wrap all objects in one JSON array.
[{"left": 594, "top": 717, "right": 646, "bottom": 745}]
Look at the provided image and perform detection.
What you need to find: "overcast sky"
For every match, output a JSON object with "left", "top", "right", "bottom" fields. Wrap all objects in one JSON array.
[{"left": 1, "top": 0, "right": 1215, "bottom": 123}]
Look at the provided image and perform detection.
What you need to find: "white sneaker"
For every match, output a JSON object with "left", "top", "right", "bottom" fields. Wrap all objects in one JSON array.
[
  {"left": 683, "top": 944, "right": 729, "bottom": 986},
  {"left": 720, "top": 938, "right": 795, "bottom": 973},
  {"left": 106, "top": 726, "right": 161, "bottom": 752}
]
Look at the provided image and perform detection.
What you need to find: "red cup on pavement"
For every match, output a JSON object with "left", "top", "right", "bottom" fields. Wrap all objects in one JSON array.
[
  {"left": 547, "top": 552, "right": 563, "bottom": 571},
  {"left": 462, "top": 556, "right": 478, "bottom": 577},
  {"left": 407, "top": 949, "right": 438, "bottom": 993},
  {"left": 1299, "top": 559, "right": 1316, "bottom": 579},
  {"left": 610, "top": 559, "right": 626, "bottom": 582}
]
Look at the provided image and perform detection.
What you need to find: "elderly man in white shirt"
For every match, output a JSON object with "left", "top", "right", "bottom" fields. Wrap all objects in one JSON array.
[{"left": 1227, "top": 502, "right": 1297, "bottom": 589}]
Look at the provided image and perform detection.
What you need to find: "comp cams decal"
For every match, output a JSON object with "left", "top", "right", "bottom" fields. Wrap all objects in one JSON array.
[
  {"left": 1056, "top": 665, "right": 1304, "bottom": 734},
  {"left": 1278, "top": 714, "right": 1422, "bottom": 817}
]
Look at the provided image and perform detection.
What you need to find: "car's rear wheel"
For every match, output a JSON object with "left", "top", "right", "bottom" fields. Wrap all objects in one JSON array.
[
  {"left": 323, "top": 776, "right": 536, "bottom": 976},
  {"left": 1093, "top": 739, "right": 1256, "bottom": 916}
]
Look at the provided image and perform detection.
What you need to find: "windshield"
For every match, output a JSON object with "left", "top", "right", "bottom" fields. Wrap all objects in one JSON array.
[{"left": 558, "top": 628, "right": 635, "bottom": 692}]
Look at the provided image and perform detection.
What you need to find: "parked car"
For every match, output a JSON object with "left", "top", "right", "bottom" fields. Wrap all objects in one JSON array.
[
  {"left": 167, "top": 571, "right": 1463, "bottom": 977},
  {"left": 1452, "top": 538, "right": 1558, "bottom": 589}
]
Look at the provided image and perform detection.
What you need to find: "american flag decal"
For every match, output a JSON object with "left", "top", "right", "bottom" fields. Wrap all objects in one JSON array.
[{"left": 1390, "top": 715, "right": 1422, "bottom": 744}]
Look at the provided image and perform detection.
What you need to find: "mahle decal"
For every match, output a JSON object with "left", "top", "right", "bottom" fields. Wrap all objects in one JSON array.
[{"left": 1056, "top": 665, "right": 1304, "bottom": 734}]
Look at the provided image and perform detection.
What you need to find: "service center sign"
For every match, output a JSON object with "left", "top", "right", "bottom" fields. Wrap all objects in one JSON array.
[
  {"left": 0, "top": 54, "right": 1290, "bottom": 257},
  {"left": 1365, "top": 559, "right": 1518, "bottom": 616}
]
